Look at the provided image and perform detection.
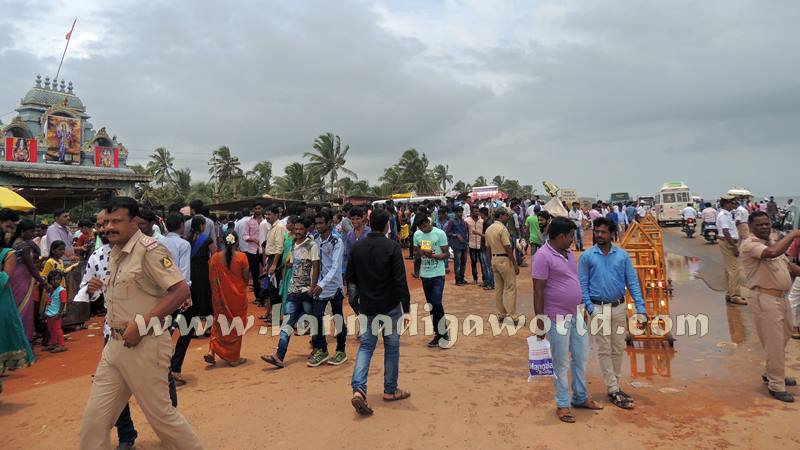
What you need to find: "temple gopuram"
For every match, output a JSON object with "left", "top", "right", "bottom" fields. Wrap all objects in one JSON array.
[{"left": 0, "top": 74, "right": 149, "bottom": 211}]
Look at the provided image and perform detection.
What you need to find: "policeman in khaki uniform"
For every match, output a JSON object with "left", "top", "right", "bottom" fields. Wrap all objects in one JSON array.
[
  {"left": 485, "top": 208, "right": 519, "bottom": 319},
  {"left": 740, "top": 211, "right": 800, "bottom": 403},
  {"left": 80, "top": 198, "right": 202, "bottom": 449}
]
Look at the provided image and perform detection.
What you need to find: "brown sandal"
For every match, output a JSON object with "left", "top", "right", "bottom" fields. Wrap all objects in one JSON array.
[
  {"left": 383, "top": 388, "right": 411, "bottom": 402},
  {"left": 572, "top": 399, "right": 604, "bottom": 410},
  {"left": 556, "top": 407, "right": 575, "bottom": 423},
  {"left": 351, "top": 389, "right": 373, "bottom": 416}
]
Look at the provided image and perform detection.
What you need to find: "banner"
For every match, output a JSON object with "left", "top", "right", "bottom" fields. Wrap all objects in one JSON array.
[
  {"left": 95, "top": 146, "right": 119, "bottom": 168},
  {"left": 45, "top": 115, "right": 81, "bottom": 163},
  {"left": 561, "top": 188, "right": 578, "bottom": 204},
  {"left": 5, "top": 137, "right": 37, "bottom": 162}
]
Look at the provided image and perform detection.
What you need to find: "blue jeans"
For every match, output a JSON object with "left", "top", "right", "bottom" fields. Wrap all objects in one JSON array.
[
  {"left": 277, "top": 293, "right": 313, "bottom": 360},
  {"left": 452, "top": 248, "right": 467, "bottom": 283},
  {"left": 480, "top": 249, "right": 494, "bottom": 287},
  {"left": 574, "top": 226, "right": 584, "bottom": 250},
  {"left": 548, "top": 316, "right": 589, "bottom": 408},
  {"left": 421, "top": 276, "right": 447, "bottom": 338},
  {"left": 351, "top": 304, "right": 403, "bottom": 396},
  {"left": 313, "top": 289, "right": 347, "bottom": 353},
  {"left": 530, "top": 243, "right": 541, "bottom": 260}
]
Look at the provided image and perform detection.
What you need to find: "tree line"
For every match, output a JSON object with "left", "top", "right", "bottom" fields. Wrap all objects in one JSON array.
[{"left": 131, "top": 132, "right": 536, "bottom": 206}]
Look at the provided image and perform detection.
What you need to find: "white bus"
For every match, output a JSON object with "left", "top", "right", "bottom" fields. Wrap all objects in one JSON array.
[{"left": 654, "top": 181, "right": 692, "bottom": 226}]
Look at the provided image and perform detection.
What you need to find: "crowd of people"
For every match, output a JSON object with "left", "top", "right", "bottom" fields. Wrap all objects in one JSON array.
[{"left": 0, "top": 190, "right": 798, "bottom": 447}]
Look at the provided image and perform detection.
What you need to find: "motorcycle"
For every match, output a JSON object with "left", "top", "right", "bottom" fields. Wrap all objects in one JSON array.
[
  {"left": 683, "top": 217, "right": 696, "bottom": 238},
  {"left": 702, "top": 222, "right": 718, "bottom": 244}
]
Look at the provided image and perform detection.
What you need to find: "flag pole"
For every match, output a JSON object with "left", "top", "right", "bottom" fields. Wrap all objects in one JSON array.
[{"left": 54, "top": 18, "right": 77, "bottom": 82}]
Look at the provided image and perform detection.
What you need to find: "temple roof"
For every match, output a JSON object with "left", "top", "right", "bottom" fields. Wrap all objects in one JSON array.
[{"left": 19, "top": 75, "right": 85, "bottom": 112}]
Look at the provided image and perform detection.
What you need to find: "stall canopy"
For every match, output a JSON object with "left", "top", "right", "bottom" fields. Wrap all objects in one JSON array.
[
  {"left": 469, "top": 185, "right": 507, "bottom": 201},
  {"left": 0, "top": 186, "right": 35, "bottom": 212}
]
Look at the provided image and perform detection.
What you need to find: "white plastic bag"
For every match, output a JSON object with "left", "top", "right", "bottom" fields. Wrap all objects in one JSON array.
[{"left": 527, "top": 335, "right": 555, "bottom": 381}]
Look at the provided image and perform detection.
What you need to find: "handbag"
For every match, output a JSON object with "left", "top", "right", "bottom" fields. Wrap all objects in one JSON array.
[{"left": 527, "top": 335, "right": 555, "bottom": 381}]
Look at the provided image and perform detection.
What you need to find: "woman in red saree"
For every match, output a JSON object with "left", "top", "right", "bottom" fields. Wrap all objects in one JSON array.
[{"left": 204, "top": 230, "right": 250, "bottom": 367}]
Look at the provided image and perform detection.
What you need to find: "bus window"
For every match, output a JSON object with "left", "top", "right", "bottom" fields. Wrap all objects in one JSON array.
[
  {"left": 662, "top": 193, "right": 676, "bottom": 203},
  {"left": 678, "top": 192, "right": 689, "bottom": 202}
]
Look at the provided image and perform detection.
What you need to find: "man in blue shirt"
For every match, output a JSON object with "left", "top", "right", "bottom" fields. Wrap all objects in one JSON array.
[
  {"left": 445, "top": 206, "right": 468, "bottom": 285},
  {"left": 579, "top": 217, "right": 647, "bottom": 410},
  {"left": 625, "top": 203, "right": 636, "bottom": 224},
  {"left": 311, "top": 212, "right": 347, "bottom": 366}
]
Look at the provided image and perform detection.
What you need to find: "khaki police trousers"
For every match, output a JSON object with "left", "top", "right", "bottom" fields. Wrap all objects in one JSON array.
[
  {"left": 591, "top": 303, "right": 628, "bottom": 394},
  {"left": 750, "top": 292, "right": 793, "bottom": 392},
  {"left": 718, "top": 240, "right": 743, "bottom": 300},
  {"left": 491, "top": 257, "right": 516, "bottom": 317},
  {"left": 79, "top": 334, "right": 202, "bottom": 450}
]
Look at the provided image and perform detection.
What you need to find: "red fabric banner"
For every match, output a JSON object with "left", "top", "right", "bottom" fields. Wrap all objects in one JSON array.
[{"left": 5, "top": 137, "right": 37, "bottom": 162}]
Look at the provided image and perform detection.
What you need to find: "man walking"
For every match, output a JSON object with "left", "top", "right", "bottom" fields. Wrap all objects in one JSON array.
[
  {"left": 533, "top": 217, "right": 602, "bottom": 423},
  {"left": 79, "top": 197, "right": 200, "bottom": 450},
  {"left": 464, "top": 208, "right": 485, "bottom": 285},
  {"left": 310, "top": 212, "right": 347, "bottom": 366},
  {"left": 413, "top": 214, "right": 450, "bottom": 347},
  {"left": 262, "top": 205, "right": 286, "bottom": 318},
  {"left": 740, "top": 212, "right": 800, "bottom": 402},
  {"left": 525, "top": 208, "right": 544, "bottom": 259},
  {"left": 345, "top": 207, "right": 371, "bottom": 314},
  {"left": 568, "top": 202, "right": 585, "bottom": 251},
  {"left": 579, "top": 217, "right": 648, "bottom": 409},
  {"left": 486, "top": 208, "right": 519, "bottom": 320},
  {"left": 260, "top": 216, "right": 320, "bottom": 369},
  {"left": 347, "top": 209, "right": 411, "bottom": 416},
  {"left": 242, "top": 202, "right": 264, "bottom": 301},
  {"left": 479, "top": 207, "right": 495, "bottom": 290},
  {"left": 717, "top": 196, "right": 747, "bottom": 305},
  {"left": 445, "top": 206, "right": 468, "bottom": 286}
]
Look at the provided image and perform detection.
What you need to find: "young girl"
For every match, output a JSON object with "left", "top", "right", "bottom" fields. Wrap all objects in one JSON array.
[
  {"left": 40, "top": 240, "right": 78, "bottom": 287},
  {"left": 44, "top": 270, "right": 67, "bottom": 353}
]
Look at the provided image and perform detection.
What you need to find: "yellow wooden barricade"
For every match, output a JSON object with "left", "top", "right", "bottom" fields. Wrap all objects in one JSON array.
[{"left": 620, "top": 221, "right": 674, "bottom": 346}]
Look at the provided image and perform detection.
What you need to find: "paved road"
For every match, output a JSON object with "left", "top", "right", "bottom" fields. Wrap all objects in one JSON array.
[{"left": 662, "top": 226, "right": 726, "bottom": 292}]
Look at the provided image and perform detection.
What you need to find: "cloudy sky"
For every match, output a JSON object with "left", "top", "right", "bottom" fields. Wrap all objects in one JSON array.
[{"left": 1, "top": 0, "right": 798, "bottom": 199}]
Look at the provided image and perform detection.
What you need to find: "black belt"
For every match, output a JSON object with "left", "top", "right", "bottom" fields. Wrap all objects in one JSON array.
[
  {"left": 492, "top": 254, "right": 507, "bottom": 257},
  {"left": 590, "top": 298, "right": 625, "bottom": 307}
]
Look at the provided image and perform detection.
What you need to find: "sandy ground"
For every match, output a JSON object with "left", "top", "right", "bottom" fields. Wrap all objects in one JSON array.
[{"left": 2, "top": 228, "right": 800, "bottom": 449}]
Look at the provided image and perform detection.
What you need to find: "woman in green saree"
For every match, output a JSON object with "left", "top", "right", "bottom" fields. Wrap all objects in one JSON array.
[{"left": 0, "top": 247, "right": 35, "bottom": 394}]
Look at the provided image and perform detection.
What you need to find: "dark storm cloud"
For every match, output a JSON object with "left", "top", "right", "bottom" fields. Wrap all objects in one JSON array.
[{"left": 1, "top": 0, "right": 798, "bottom": 198}]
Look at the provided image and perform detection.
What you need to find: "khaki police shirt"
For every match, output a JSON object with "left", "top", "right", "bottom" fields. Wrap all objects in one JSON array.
[
  {"left": 739, "top": 235, "right": 792, "bottom": 292},
  {"left": 106, "top": 229, "right": 186, "bottom": 328},
  {"left": 485, "top": 221, "right": 512, "bottom": 255}
]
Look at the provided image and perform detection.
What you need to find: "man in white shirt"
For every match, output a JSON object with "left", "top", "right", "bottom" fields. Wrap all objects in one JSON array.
[
  {"left": 568, "top": 202, "right": 585, "bottom": 251},
  {"left": 700, "top": 202, "right": 717, "bottom": 233},
  {"left": 636, "top": 205, "right": 647, "bottom": 219},
  {"left": 716, "top": 196, "right": 746, "bottom": 305},
  {"left": 681, "top": 203, "right": 697, "bottom": 220},
  {"left": 734, "top": 200, "right": 750, "bottom": 239},
  {"left": 263, "top": 205, "right": 287, "bottom": 313}
]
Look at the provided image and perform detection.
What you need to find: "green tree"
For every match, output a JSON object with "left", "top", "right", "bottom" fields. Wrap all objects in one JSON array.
[
  {"left": 246, "top": 160, "right": 273, "bottom": 194},
  {"left": 146, "top": 147, "right": 174, "bottom": 186},
  {"left": 273, "top": 162, "right": 323, "bottom": 200},
  {"left": 130, "top": 163, "right": 157, "bottom": 205},
  {"left": 453, "top": 180, "right": 471, "bottom": 193},
  {"left": 432, "top": 164, "right": 453, "bottom": 193},
  {"left": 473, "top": 176, "right": 488, "bottom": 187},
  {"left": 304, "top": 133, "right": 357, "bottom": 198},
  {"left": 208, "top": 145, "right": 243, "bottom": 200},
  {"left": 492, "top": 175, "right": 505, "bottom": 187},
  {"left": 172, "top": 168, "right": 192, "bottom": 202}
]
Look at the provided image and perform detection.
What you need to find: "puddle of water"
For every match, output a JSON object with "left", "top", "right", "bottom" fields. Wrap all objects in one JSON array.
[{"left": 666, "top": 253, "right": 701, "bottom": 281}]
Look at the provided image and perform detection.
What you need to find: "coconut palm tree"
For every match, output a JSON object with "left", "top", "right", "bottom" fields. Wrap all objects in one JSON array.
[
  {"left": 273, "top": 162, "right": 323, "bottom": 200},
  {"left": 246, "top": 160, "right": 272, "bottom": 194},
  {"left": 304, "top": 132, "right": 357, "bottom": 198},
  {"left": 492, "top": 175, "right": 505, "bottom": 187},
  {"left": 379, "top": 166, "right": 404, "bottom": 194},
  {"left": 172, "top": 168, "right": 192, "bottom": 201},
  {"left": 453, "top": 180, "right": 470, "bottom": 192},
  {"left": 473, "top": 176, "right": 488, "bottom": 187},
  {"left": 432, "top": 164, "right": 453, "bottom": 193},
  {"left": 130, "top": 163, "right": 158, "bottom": 204},
  {"left": 208, "top": 145, "right": 244, "bottom": 199},
  {"left": 146, "top": 147, "right": 174, "bottom": 186}
]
